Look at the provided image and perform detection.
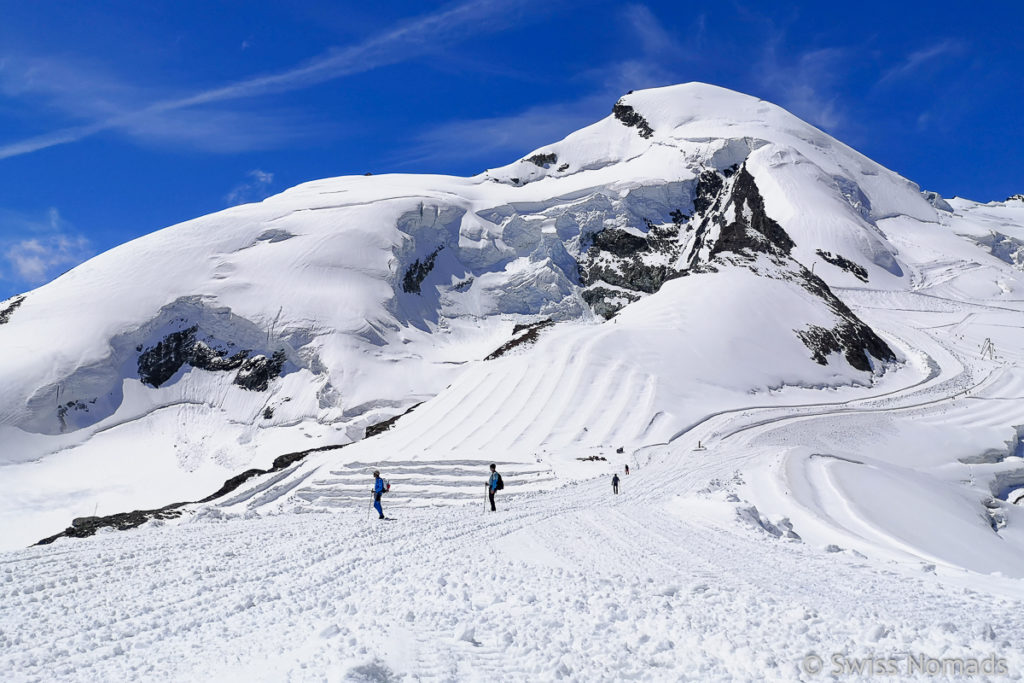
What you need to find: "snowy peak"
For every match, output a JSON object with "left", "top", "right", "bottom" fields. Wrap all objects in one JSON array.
[{"left": 3, "top": 81, "right": 1018, "bottom": 553}]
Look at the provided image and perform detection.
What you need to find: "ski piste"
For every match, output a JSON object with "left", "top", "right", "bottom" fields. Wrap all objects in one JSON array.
[{"left": 3, "top": 82, "right": 1024, "bottom": 679}]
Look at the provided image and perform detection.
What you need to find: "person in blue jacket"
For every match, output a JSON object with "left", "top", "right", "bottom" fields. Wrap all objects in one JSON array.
[
  {"left": 487, "top": 463, "right": 501, "bottom": 511},
  {"left": 372, "top": 470, "right": 386, "bottom": 519}
]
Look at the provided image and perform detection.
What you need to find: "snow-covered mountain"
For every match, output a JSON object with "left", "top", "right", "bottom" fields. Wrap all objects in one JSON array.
[{"left": 3, "top": 82, "right": 1024, "bottom": 583}]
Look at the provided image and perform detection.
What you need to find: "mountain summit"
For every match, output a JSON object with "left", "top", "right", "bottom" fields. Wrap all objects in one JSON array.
[{"left": 2, "top": 83, "right": 1023, "bottom": 562}]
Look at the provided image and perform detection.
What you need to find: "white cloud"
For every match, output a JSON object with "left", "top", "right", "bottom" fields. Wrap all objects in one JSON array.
[
  {"left": 402, "top": 4, "right": 695, "bottom": 168},
  {"left": 756, "top": 44, "right": 849, "bottom": 131},
  {"left": 6, "top": 234, "right": 91, "bottom": 282},
  {"left": 0, "top": 208, "right": 93, "bottom": 288},
  {"left": 878, "top": 40, "right": 964, "bottom": 86},
  {"left": 623, "top": 4, "right": 680, "bottom": 59},
  {"left": 225, "top": 169, "right": 275, "bottom": 206},
  {"left": 0, "top": 0, "right": 544, "bottom": 160}
]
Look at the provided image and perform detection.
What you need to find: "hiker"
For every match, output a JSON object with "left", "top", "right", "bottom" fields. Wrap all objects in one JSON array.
[
  {"left": 612, "top": 473, "right": 620, "bottom": 494},
  {"left": 486, "top": 463, "right": 502, "bottom": 511},
  {"left": 624, "top": 464, "right": 630, "bottom": 475},
  {"left": 372, "top": 470, "right": 386, "bottom": 519}
]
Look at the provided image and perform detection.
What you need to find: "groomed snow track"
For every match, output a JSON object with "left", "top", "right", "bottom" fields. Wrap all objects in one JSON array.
[
  {"left": 5, "top": 83, "right": 1024, "bottom": 680},
  {"left": 5, "top": 280, "right": 1024, "bottom": 680}
]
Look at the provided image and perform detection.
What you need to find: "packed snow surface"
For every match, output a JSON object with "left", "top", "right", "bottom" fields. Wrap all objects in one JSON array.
[{"left": 3, "top": 82, "right": 1024, "bottom": 680}]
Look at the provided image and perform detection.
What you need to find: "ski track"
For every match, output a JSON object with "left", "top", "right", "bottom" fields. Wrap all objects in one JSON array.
[
  {"left": 11, "top": 275, "right": 1024, "bottom": 680},
  {"left": 3, "top": 465, "right": 1022, "bottom": 682},
  {"left": 6, "top": 299, "right": 1024, "bottom": 681},
  {"left": 7, "top": 211, "right": 1024, "bottom": 677}
]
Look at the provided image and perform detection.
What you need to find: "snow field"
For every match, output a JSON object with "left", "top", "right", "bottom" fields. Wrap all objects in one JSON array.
[
  {"left": 0, "top": 81, "right": 1000, "bottom": 552},
  {"left": 4, "top": 81, "right": 1024, "bottom": 680},
  {"left": 3, "top": 456, "right": 1023, "bottom": 682}
]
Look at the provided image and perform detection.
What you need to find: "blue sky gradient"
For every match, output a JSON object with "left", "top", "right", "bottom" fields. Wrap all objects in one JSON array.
[{"left": 1, "top": 0, "right": 1021, "bottom": 299}]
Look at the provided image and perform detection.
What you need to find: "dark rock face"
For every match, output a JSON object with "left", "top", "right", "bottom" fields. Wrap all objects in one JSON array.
[
  {"left": 138, "top": 326, "right": 283, "bottom": 391},
  {"left": 138, "top": 326, "right": 203, "bottom": 387},
  {"left": 1006, "top": 194, "right": 1024, "bottom": 202},
  {"left": 687, "top": 164, "right": 796, "bottom": 267},
  {"left": 796, "top": 321, "right": 893, "bottom": 373},
  {"left": 526, "top": 152, "right": 558, "bottom": 168},
  {"left": 485, "top": 319, "right": 555, "bottom": 359},
  {"left": 816, "top": 250, "right": 869, "bottom": 282},
  {"left": 612, "top": 100, "right": 654, "bottom": 139},
  {"left": 583, "top": 258, "right": 677, "bottom": 295},
  {"left": 0, "top": 294, "right": 26, "bottom": 325},
  {"left": 189, "top": 341, "right": 250, "bottom": 372},
  {"left": 591, "top": 228, "right": 649, "bottom": 257},
  {"left": 794, "top": 270, "right": 896, "bottom": 372},
  {"left": 365, "top": 402, "right": 422, "bottom": 438},
  {"left": 581, "top": 287, "right": 641, "bottom": 320},
  {"left": 709, "top": 166, "right": 795, "bottom": 259},
  {"left": 234, "top": 350, "right": 287, "bottom": 391},
  {"left": 402, "top": 245, "right": 444, "bottom": 294},
  {"left": 579, "top": 220, "right": 685, "bottom": 317},
  {"left": 693, "top": 170, "right": 724, "bottom": 215}
]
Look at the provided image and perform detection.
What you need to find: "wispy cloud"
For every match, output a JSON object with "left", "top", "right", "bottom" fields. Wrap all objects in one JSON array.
[
  {"left": 598, "top": 4, "right": 701, "bottom": 94},
  {"left": 0, "top": 208, "right": 93, "bottom": 289},
  {"left": 399, "top": 97, "right": 608, "bottom": 168},
  {"left": 878, "top": 40, "right": 964, "bottom": 86},
  {"left": 225, "top": 170, "right": 275, "bottom": 206},
  {"left": 757, "top": 41, "right": 849, "bottom": 131},
  {"left": 622, "top": 4, "right": 684, "bottom": 61},
  {"left": 0, "top": 0, "right": 541, "bottom": 160},
  {"left": 401, "top": 4, "right": 701, "bottom": 168},
  {"left": 6, "top": 234, "right": 91, "bottom": 283}
]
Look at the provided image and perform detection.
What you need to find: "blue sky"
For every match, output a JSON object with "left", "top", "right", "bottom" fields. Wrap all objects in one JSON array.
[{"left": 1, "top": 0, "right": 1021, "bottom": 300}]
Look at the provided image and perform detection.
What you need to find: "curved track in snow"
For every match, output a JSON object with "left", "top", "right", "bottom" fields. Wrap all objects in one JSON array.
[
  {"left": 3, "top": 447, "right": 1023, "bottom": 681},
  {"left": 5, "top": 277, "right": 1024, "bottom": 680}
]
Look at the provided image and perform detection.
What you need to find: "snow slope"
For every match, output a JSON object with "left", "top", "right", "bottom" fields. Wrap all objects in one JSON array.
[
  {"left": 2, "top": 82, "right": 1024, "bottom": 576},
  {"left": 2, "top": 450, "right": 1022, "bottom": 681},
  {"left": 3, "top": 81, "right": 1024, "bottom": 680}
]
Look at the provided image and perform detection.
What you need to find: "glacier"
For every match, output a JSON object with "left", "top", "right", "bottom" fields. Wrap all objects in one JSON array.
[{"left": 3, "top": 82, "right": 1024, "bottom": 680}]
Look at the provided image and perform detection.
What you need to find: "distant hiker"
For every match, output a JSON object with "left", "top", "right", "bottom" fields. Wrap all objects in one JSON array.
[
  {"left": 612, "top": 473, "right": 620, "bottom": 494},
  {"left": 372, "top": 470, "right": 386, "bottom": 519},
  {"left": 624, "top": 464, "right": 630, "bottom": 475},
  {"left": 486, "top": 463, "right": 503, "bottom": 511}
]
